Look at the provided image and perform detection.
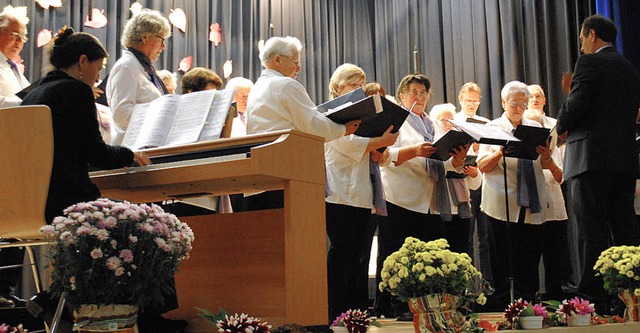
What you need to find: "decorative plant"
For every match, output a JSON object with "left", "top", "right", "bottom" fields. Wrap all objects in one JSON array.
[
  {"left": 216, "top": 313, "right": 271, "bottom": 333},
  {"left": 594, "top": 245, "right": 640, "bottom": 295},
  {"left": 555, "top": 297, "right": 595, "bottom": 319},
  {"left": 331, "top": 309, "right": 380, "bottom": 332},
  {"left": 41, "top": 199, "right": 195, "bottom": 309},
  {"left": 378, "top": 237, "right": 484, "bottom": 305}
]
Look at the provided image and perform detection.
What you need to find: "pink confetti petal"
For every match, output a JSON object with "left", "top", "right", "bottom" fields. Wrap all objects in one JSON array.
[
  {"left": 169, "top": 8, "right": 187, "bottom": 32},
  {"left": 209, "top": 23, "right": 222, "bottom": 46},
  {"left": 84, "top": 8, "right": 108, "bottom": 29},
  {"left": 36, "top": 29, "right": 52, "bottom": 48},
  {"left": 178, "top": 56, "right": 193, "bottom": 72}
]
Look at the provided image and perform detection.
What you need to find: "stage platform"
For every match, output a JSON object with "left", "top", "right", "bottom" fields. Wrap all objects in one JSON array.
[{"left": 369, "top": 316, "right": 640, "bottom": 333}]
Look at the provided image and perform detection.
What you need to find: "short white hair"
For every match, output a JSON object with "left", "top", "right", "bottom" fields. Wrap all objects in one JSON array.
[
  {"left": 121, "top": 9, "right": 171, "bottom": 47},
  {"left": 527, "top": 84, "right": 546, "bottom": 98},
  {"left": 226, "top": 77, "right": 253, "bottom": 90},
  {"left": 429, "top": 103, "right": 457, "bottom": 121},
  {"left": 157, "top": 69, "right": 176, "bottom": 86},
  {"left": 501, "top": 81, "right": 530, "bottom": 100},
  {"left": 259, "top": 36, "right": 303, "bottom": 67}
]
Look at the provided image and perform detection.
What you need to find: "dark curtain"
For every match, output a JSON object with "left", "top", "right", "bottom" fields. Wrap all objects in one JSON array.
[{"left": 6, "top": 0, "right": 593, "bottom": 114}]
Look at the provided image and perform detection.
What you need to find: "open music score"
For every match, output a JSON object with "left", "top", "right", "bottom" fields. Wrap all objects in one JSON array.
[{"left": 90, "top": 130, "right": 329, "bottom": 330}]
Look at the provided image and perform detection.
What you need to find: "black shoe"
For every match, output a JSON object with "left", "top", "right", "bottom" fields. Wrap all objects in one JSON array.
[
  {"left": 26, "top": 291, "right": 74, "bottom": 332},
  {"left": 1, "top": 292, "right": 26, "bottom": 307},
  {"left": 0, "top": 295, "right": 15, "bottom": 308},
  {"left": 396, "top": 311, "right": 413, "bottom": 321}
]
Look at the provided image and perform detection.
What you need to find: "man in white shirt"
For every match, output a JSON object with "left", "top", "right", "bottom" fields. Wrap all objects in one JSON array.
[
  {"left": 0, "top": 10, "right": 29, "bottom": 107},
  {"left": 226, "top": 77, "right": 253, "bottom": 138},
  {"left": 245, "top": 36, "right": 360, "bottom": 210}
]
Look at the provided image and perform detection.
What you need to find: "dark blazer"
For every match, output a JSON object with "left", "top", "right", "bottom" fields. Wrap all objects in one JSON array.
[
  {"left": 557, "top": 47, "right": 640, "bottom": 179},
  {"left": 21, "top": 70, "right": 134, "bottom": 222}
]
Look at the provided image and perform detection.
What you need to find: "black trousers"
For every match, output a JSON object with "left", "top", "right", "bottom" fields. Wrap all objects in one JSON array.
[
  {"left": 443, "top": 215, "right": 471, "bottom": 256},
  {"left": 374, "top": 202, "right": 444, "bottom": 317},
  {"left": 326, "top": 202, "right": 375, "bottom": 321},
  {"left": 567, "top": 171, "right": 640, "bottom": 306},
  {"left": 469, "top": 187, "right": 493, "bottom": 283},
  {"left": 486, "top": 213, "right": 543, "bottom": 306},
  {"left": 541, "top": 219, "right": 571, "bottom": 300}
]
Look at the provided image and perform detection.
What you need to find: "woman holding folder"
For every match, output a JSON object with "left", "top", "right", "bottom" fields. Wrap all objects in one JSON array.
[
  {"left": 374, "top": 74, "right": 468, "bottom": 319},
  {"left": 324, "top": 63, "right": 398, "bottom": 321}
]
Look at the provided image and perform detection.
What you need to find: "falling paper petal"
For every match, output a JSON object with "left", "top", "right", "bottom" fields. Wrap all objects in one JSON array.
[
  {"left": 35, "top": 0, "right": 62, "bottom": 9},
  {"left": 223, "top": 60, "right": 233, "bottom": 79},
  {"left": 178, "top": 56, "right": 193, "bottom": 72},
  {"left": 209, "top": 23, "right": 222, "bottom": 46},
  {"left": 130, "top": 2, "right": 142, "bottom": 16},
  {"left": 84, "top": 8, "right": 108, "bottom": 29},
  {"left": 169, "top": 8, "right": 186, "bottom": 32},
  {"left": 258, "top": 40, "right": 265, "bottom": 53},
  {"left": 2, "top": 5, "right": 29, "bottom": 25},
  {"left": 36, "top": 29, "right": 52, "bottom": 48}
]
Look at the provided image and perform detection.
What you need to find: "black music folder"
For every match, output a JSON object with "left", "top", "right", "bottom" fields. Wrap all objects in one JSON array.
[
  {"left": 507, "top": 125, "right": 552, "bottom": 160},
  {"left": 430, "top": 130, "right": 474, "bottom": 161},
  {"left": 16, "top": 78, "right": 42, "bottom": 99},
  {"left": 322, "top": 94, "right": 382, "bottom": 124},
  {"left": 317, "top": 87, "right": 367, "bottom": 114},
  {"left": 353, "top": 96, "right": 410, "bottom": 138}
]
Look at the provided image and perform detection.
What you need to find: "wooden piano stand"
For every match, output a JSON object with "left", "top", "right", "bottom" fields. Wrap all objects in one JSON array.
[{"left": 90, "top": 130, "right": 328, "bottom": 332}]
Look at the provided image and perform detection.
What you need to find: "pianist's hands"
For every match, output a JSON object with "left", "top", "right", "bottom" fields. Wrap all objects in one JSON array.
[
  {"left": 133, "top": 152, "right": 152, "bottom": 166},
  {"left": 344, "top": 119, "right": 362, "bottom": 136}
]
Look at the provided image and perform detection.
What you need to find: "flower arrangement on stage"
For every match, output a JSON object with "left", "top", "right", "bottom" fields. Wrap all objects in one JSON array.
[
  {"left": 501, "top": 299, "right": 547, "bottom": 329},
  {"left": 594, "top": 245, "right": 640, "bottom": 295},
  {"left": 331, "top": 309, "right": 380, "bottom": 333},
  {"left": 216, "top": 313, "right": 271, "bottom": 333},
  {"left": 0, "top": 324, "right": 27, "bottom": 333},
  {"left": 41, "top": 199, "right": 195, "bottom": 309},
  {"left": 555, "top": 297, "right": 595, "bottom": 319},
  {"left": 378, "top": 237, "right": 484, "bottom": 305}
]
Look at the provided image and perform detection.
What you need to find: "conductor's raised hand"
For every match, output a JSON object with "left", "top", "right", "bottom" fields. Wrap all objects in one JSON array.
[
  {"left": 562, "top": 71, "right": 573, "bottom": 94},
  {"left": 414, "top": 142, "right": 436, "bottom": 158},
  {"left": 344, "top": 119, "right": 362, "bottom": 136}
]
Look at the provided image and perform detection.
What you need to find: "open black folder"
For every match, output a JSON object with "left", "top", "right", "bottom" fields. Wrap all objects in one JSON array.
[
  {"left": 319, "top": 89, "right": 410, "bottom": 138},
  {"left": 430, "top": 130, "right": 474, "bottom": 161},
  {"left": 447, "top": 119, "right": 551, "bottom": 160}
]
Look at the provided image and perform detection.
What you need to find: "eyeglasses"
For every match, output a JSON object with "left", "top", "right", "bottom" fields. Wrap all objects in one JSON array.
[
  {"left": 507, "top": 101, "right": 528, "bottom": 109},
  {"left": 154, "top": 35, "right": 166, "bottom": 45},
  {"left": 462, "top": 99, "right": 481, "bottom": 105},
  {"left": 4, "top": 31, "right": 28, "bottom": 43},
  {"left": 280, "top": 54, "right": 300, "bottom": 67},
  {"left": 406, "top": 90, "right": 430, "bottom": 99}
]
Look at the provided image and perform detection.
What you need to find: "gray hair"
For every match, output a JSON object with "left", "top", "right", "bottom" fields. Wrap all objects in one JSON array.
[
  {"left": 157, "top": 69, "right": 176, "bottom": 87},
  {"left": 429, "top": 103, "right": 457, "bottom": 121},
  {"left": 226, "top": 77, "right": 253, "bottom": 90},
  {"left": 0, "top": 11, "right": 24, "bottom": 30},
  {"left": 527, "top": 84, "right": 546, "bottom": 98},
  {"left": 501, "top": 80, "right": 530, "bottom": 100},
  {"left": 121, "top": 9, "right": 171, "bottom": 48},
  {"left": 259, "top": 36, "right": 303, "bottom": 67}
]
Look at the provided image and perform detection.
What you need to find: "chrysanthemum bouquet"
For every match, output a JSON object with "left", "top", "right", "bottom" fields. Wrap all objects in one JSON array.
[
  {"left": 331, "top": 309, "right": 380, "bottom": 333},
  {"left": 594, "top": 245, "right": 640, "bottom": 295},
  {"left": 41, "top": 199, "right": 195, "bottom": 309},
  {"left": 378, "top": 237, "right": 484, "bottom": 304}
]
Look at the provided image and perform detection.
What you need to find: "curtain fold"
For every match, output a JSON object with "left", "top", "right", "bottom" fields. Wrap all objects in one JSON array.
[{"left": 8, "top": 0, "right": 593, "bottom": 114}]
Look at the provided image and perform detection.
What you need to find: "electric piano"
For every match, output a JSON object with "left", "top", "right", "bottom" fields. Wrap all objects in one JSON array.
[{"left": 90, "top": 130, "right": 329, "bottom": 331}]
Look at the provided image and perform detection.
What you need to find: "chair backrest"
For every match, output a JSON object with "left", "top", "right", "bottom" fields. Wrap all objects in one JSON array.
[{"left": 0, "top": 105, "right": 53, "bottom": 239}]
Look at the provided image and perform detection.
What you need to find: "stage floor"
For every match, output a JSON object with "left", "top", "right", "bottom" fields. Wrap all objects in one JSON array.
[{"left": 368, "top": 316, "right": 640, "bottom": 332}]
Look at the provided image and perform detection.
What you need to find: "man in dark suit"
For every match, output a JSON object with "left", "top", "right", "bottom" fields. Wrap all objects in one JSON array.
[{"left": 557, "top": 14, "right": 640, "bottom": 313}]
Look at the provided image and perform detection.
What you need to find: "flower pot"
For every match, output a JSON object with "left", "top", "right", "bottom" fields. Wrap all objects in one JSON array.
[
  {"left": 519, "top": 316, "right": 543, "bottom": 329},
  {"left": 619, "top": 289, "right": 640, "bottom": 321},
  {"left": 566, "top": 313, "right": 591, "bottom": 327},
  {"left": 407, "top": 294, "right": 465, "bottom": 333},
  {"left": 73, "top": 304, "right": 138, "bottom": 332},
  {"left": 331, "top": 326, "right": 349, "bottom": 333}
]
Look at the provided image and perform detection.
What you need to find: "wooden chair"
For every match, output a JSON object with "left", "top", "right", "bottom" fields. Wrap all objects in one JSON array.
[{"left": 0, "top": 105, "right": 54, "bottom": 296}]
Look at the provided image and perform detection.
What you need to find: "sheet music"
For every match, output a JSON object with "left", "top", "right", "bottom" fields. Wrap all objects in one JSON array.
[
  {"left": 133, "top": 94, "right": 181, "bottom": 148},
  {"left": 199, "top": 89, "right": 236, "bottom": 141},
  {"left": 447, "top": 119, "right": 520, "bottom": 144},
  {"left": 166, "top": 90, "right": 216, "bottom": 145}
]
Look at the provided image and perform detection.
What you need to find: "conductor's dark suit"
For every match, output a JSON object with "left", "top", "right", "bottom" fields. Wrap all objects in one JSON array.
[{"left": 557, "top": 46, "right": 640, "bottom": 305}]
